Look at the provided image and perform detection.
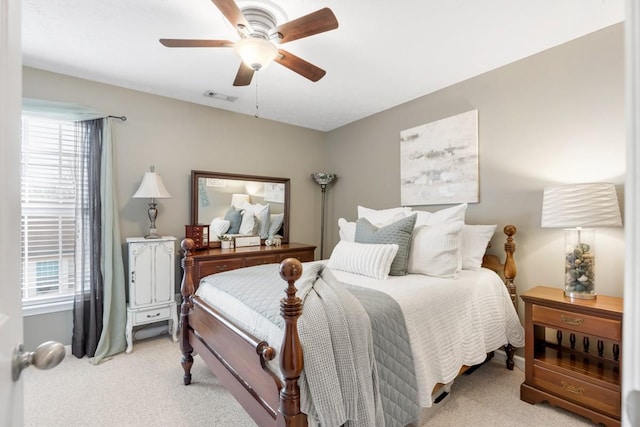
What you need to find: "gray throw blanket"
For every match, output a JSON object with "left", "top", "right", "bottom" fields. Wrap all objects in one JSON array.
[
  {"left": 202, "top": 262, "right": 385, "bottom": 427},
  {"left": 296, "top": 263, "right": 385, "bottom": 427}
]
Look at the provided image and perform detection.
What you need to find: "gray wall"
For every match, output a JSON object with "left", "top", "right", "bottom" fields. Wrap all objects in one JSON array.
[
  {"left": 21, "top": 68, "right": 326, "bottom": 349},
  {"left": 325, "top": 23, "right": 626, "bottom": 314},
  {"left": 22, "top": 23, "right": 626, "bottom": 348}
]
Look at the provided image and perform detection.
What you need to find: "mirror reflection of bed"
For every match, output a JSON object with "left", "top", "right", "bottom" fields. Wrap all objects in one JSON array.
[{"left": 190, "top": 170, "right": 290, "bottom": 247}]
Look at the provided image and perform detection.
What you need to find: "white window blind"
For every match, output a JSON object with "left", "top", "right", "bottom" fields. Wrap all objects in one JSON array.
[{"left": 21, "top": 117, "right": 87, "bottom": 304}]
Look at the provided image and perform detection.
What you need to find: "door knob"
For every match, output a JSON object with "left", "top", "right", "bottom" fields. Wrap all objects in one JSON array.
[{"left": 12, "top": 341, "right": 65, "bottom": 381}]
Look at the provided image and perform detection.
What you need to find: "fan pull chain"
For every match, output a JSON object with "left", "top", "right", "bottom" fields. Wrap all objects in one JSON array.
[{"left": 254, "top": 74, "right": 259, "bottom": 118}]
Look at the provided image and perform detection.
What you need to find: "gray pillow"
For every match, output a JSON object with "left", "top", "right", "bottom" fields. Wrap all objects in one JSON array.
[
  {"left": 354, "top": 214, "right": 417, "bottom": 276},
  {"left": 224, "top": 206, "right": 242, "bottom": 234}
]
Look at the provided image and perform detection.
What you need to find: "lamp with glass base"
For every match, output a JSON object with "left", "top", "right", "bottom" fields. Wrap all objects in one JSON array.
[
  {"left": 541, "top": 182, "right": 622, "bottom": 299},
  {"left": 132, "top": 166, "right": 172, "bottom": 239}
]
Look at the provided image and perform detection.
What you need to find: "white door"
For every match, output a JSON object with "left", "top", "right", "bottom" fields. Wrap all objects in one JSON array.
[{"left": 0, "top": 0, "right": 24, "bottom": 425}]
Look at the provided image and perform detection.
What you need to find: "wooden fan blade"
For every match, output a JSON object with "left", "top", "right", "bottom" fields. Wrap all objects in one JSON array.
[
  {"left": 233, "top": 62, "right": 254, "bottom": 86},
  {"left": 275, "top": 49, "right": 326, "bottom": 82},
  {"left": 159, "top": 39, "right": 234, "bottom": 48},
  {"left": 274, "top": 8, "right": 338, "bottom": 44},
  {"left": 211, "top": 0, "right": 252, "bottom": 34}
]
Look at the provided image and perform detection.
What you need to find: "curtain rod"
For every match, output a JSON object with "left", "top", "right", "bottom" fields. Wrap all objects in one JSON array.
[{"left": 108, "top": 115, "right": 127, "bottom": 121}]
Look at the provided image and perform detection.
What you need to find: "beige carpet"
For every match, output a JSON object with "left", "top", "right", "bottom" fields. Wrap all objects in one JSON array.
[{"left": 24, "top": 335, "right": 596, "bottom": 426}]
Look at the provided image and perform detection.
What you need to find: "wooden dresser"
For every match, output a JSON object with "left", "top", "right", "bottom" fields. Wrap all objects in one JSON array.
[
  {"left": 520, "top": 286, "right": 623, "bottom": 426},
  {"left": 190, "top": 242, "right": 316, "bottom": 282}
]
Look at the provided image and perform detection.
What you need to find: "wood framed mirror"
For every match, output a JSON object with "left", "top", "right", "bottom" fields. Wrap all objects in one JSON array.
[{"left": 190, "top": 170, "right": 290, "bottom": 248}]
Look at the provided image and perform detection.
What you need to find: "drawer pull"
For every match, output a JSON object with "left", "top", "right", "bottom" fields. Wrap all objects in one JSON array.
[
  {"left": 146, "top": 312, "right": 161, "bottom": 318},
  {"left": 561, "top": 315, "right": 584, "bottom": 326},
  {"left": 561, "top": 381, "right": 584, "bottom": 396},
  {"left": 216, "top": 265, "right": 228, "bottom": 271}
]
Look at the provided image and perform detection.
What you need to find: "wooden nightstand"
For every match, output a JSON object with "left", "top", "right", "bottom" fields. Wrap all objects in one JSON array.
[{"left": 520, "top": 286, "right": 622, "bottom": 426}]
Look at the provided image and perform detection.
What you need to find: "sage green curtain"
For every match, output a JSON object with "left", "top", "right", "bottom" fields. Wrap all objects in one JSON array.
[{"left": 90, "top": 119, "right": 127, "bottom": 364}]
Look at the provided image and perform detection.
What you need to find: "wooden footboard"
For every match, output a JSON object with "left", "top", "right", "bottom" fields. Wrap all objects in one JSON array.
[
  {"left": 180, "top": 239, "right": 306, "bottom": 426},
  {"left": 179, "top": 225, "right": 519, "bottom": 426}
]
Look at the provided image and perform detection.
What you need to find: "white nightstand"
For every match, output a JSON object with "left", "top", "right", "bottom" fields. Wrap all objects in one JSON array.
[{"left": 125, "top": 236, "right": 178, "bottom": 353}]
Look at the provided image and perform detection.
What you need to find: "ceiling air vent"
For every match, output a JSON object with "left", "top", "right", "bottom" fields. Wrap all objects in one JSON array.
[{"left": 203, "top": 91, "right": 238, "bottom": 102}]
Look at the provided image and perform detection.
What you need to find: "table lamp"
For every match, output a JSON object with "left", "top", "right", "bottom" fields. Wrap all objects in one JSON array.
[
  {"left": 541, "top": 182, "right": 622, "bottom": 299},
  {"left": 133, "top": 166, "right": 172, "bottom": 239}
]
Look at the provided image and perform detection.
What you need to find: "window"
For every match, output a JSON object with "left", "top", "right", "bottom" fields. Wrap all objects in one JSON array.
[
  {"left": 21, "top": 117, "right": 88, "bottom": 306},
  {"left": 35, "top": 260, "right": 61, "bottom": 294}
]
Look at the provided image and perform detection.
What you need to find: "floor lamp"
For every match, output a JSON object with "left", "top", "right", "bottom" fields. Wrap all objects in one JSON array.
[{"left": 311, "top": 172, "right": 337, "bottom": 259}]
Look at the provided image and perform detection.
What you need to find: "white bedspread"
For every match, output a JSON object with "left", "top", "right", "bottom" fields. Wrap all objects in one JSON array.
[
  {"left": 329, "top": 265, "right": 525, "bottom": 407},
  {"left": 198, "top": 262, "right": 525, "bottom": 410}
]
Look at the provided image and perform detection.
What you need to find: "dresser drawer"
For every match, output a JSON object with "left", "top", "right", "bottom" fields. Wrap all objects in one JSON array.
[
  {"left": 197, "top": 258, "right": 244, "bottom": 277},
  {"left": 532, "top": 364, "right": 620, "bottom": 418},
  {"left": 244, "top": 254, "right": 279, "bottom": 267},
  {"left": 532, "top": 305, "right": 622, "bottom": 341},
  {"left": 279, "top": 250, "right": 314, "bottom": 263},
  {"left": 133, "top": 305, "right": 172, "bottom": 325}
]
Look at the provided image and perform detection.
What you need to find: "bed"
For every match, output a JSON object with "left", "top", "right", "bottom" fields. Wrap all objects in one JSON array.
[{"left": 178, "top": 223, "right": 523, "bottom": 427}]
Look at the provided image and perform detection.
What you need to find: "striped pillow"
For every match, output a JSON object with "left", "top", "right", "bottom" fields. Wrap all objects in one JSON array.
[{"left": 328, "top": 241, "right": 399, "bottom": 279}]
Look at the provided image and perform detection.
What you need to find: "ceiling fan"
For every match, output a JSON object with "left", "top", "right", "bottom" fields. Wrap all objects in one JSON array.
[{"left": 160, "top": 0, "right": 338, "bottom": 86}]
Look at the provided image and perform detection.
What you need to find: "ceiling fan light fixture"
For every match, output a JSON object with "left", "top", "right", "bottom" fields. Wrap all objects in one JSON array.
[{"left": 234, "top": 37, "right": 278, "bottom": 71}]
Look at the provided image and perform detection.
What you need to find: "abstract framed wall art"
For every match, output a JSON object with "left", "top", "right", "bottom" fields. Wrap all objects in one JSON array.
[{"left": 400, "top": 109, "right": 479, "bottom": 206}]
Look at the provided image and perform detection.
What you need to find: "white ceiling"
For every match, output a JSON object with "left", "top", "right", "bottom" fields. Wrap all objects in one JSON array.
[{"left": 22, "top": 0, "right": 624, "bottom": 132}]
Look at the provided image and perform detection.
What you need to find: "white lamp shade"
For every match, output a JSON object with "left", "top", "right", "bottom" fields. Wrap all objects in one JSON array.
[
  {"left": 234, "top": 37, "right": 278, "bottom": 71},
  {"left": 541, "top": 182, "right": 621, "bottom": 228},
  {"left": 231, "top": 193, "right": 250, "bottom": 208},
  {"left": 132, "top": 171, "right": 171, "bottom": 199}
]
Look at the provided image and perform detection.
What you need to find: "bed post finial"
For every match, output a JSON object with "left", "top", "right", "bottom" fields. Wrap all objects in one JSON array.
[
  {"left": 503, "top": 225, "right": 517, "bottom": 312},
  {"left": 277, "top": 258, "right": 306, "bottom": 427},
  {"left": 180, "top": 238, "right": 195, "bottom": 385},
  {"left": 502, "top": 226, "right": 518, "bottom": 370}
]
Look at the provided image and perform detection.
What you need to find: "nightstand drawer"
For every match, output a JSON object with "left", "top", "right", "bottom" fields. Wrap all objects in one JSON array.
[
  {"left": 133, "top": 305, "right": 172, "bottom": 324},
  {"left": 244, "top": 254, "right": 279, "bottom": 267},
  {"left": 532, "top": 305, "right": 622, "bottom": 341},
  {"left": 533, "top": 364, "right": 620, "bottom": 418}
]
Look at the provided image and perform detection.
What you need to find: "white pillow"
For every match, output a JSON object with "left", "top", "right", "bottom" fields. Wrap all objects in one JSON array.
[
  {"left": 338, "top": 218, "right": 356, "bottom": 242},
  {"left": 209, "top": 217, "right": 231, "bottom": 240},
  {"left": 253, "top": 203, "right": 271, "bottom": 238},
  {"left": 268, "top": 213, "right": 285, "bottom": 237},
  {"left": 238, "top": 210, "right": 257, "bottom": 235},
  {"left": 239, "top": 202, "right": 269, "bottom": 236},
  {"left": 413, "top": 203, "right": 468, "bottom": 227},
  {"left": 357, "top": 205, "right": 412, "bottom": 226},
  {"left": 462, "top": 224, "right": 497, "bottom": 270},
  {"left": 407, "top": 221, "right": 464, "bottom": 278},
  {"left": 328, "top": 241, "right": 399, "bottom": 280}
]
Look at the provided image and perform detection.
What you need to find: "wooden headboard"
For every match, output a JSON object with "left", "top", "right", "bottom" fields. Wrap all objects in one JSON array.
[{"left": 481, "top": 225, "right": 518, "bottom": 312}]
